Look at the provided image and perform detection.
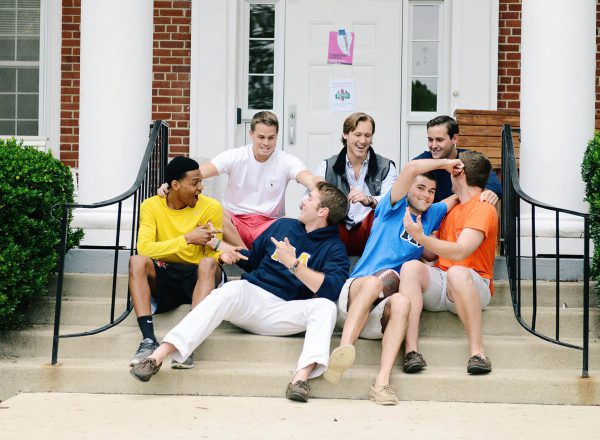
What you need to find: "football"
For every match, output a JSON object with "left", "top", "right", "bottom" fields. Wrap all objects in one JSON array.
[{"left": 373, "top": 268, "right": 400, "bottom": 299}]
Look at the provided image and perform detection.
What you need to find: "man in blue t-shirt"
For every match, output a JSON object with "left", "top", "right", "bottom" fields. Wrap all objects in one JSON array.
[
  {"left": 413, "top": 115, "right": 502, "bottom": 204},
  {"left": 323, "top": 157, "right": 463, "bottom": 405}
]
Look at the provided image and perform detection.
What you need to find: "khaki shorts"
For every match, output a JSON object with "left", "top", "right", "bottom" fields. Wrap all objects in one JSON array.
[
  {"left": 422, "top": 266, "right": 491, "bottom": 314},
  {"left": 336, "top": 278, "right": 390, "bottom": 340}
]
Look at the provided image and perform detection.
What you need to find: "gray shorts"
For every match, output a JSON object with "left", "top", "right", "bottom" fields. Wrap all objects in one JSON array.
[
  {"left": 422, "top": 266, "right": 491, "bottom": 314},
  {"left": 336, "top": 278, "right": 389, "bottom": 340}
]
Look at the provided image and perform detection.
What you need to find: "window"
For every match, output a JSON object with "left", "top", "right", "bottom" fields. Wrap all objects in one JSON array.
[
  {"left": 409, "top": 2, "right": 441, "bottom": 112},
  {"left": 0, "top": 0, "right": 40, "bottom": 136}
]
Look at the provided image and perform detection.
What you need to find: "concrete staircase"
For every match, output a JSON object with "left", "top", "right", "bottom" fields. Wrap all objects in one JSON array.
[{"left": 1, "top": 273, "right": 599, "bottom": 404}]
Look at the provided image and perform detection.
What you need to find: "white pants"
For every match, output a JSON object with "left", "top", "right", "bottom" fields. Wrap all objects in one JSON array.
[{"left": 163, "top": 280, "right": 337, "bottom": 379}]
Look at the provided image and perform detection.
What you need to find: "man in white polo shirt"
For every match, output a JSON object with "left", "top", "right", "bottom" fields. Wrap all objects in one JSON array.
[{"left": 160, "top": 111, "right": 320, "bottom": 248}]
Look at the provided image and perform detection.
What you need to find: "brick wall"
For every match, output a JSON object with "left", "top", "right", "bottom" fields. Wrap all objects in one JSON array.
[
  {"left": 59, "top": 0, "right": 81, "bottom": 168},
  {"left": 498, "top": 0, "right": 600, "bottom": 122},
  {"left": 152, "top": 1, "right": 192, "bottom": 157}
]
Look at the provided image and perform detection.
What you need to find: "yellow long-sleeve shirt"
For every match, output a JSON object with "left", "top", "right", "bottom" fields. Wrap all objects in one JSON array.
[{"left": 137, "top": 195, "right": 223, "bottom": 264}]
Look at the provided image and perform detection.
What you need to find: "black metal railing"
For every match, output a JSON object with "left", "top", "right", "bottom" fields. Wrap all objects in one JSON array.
[
  {"left": 51, "top": 120, "right": 169, "bottom": 364},
  {"left": 501, "top": 124, "right": 591, "bottom": 377}
]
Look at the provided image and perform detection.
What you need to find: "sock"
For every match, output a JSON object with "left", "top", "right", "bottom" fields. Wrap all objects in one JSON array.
[{"left": 137, "top": 315, "right": 157, "bottom": 343}]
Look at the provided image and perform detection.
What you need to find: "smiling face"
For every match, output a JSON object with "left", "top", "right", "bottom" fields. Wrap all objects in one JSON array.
[
  {"left": 250, "top": 123, "right": 278, "bottom": 163},
  {"left": 343, "top": 120, "right": 373, "bottom": 163},
  {"left": 407, "top": 174, "right": 436, "bottom": 215},
  {"left": 172, "top": 168, "right": 203, "bottom": 208},
  {"left": 427, "top": 124, "right": 459, "bottom": 159}
]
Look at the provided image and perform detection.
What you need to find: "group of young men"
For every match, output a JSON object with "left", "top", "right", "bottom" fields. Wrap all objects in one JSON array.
[{"left": 128, "top": 111, "right": 501, "bottom": 406}]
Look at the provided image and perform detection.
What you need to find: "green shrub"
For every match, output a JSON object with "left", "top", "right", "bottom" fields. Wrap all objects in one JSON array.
[
  {"left": 0, "top": 138, "right": 83, "bottom": 329},
  {"left": 582, "top": 131, "right": 600, "bottom": 281}
]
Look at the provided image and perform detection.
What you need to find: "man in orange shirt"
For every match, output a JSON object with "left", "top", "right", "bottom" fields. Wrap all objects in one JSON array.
[{"left": 402, "top": 151, "right": 497, "bottom": 375}]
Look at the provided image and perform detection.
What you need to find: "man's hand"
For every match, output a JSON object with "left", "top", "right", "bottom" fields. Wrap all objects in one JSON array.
[
  {"left": 403, "top": 208, "right": 425, "bottom": 244},
  {"left": 347, "top": 186, "right": 372, "bottom": 207},
  {"left": 443, "top": 159, "right": 464, "bottom": 175},
  {"left": 270, "top": 237, "right": 297, "bottom": 268},
  {"left": 480, "top": 189, "right": 499, "bottom": 206},
  {"left": 157, "top": 183, "right": 169, "bottom": 198},
  {"left": 184, "top": 224, "right": 222, "bottom": 245},
  {"left": 218, "top": 247, "right": 248, "bottom": 265}
]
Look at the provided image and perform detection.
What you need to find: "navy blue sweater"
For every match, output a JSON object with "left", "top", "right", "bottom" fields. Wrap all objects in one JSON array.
[
  {"left": 413, "top": 149, "right": 503, "bottom": 202},
  {"left": 237, "top": 218, "right": 349, "bottom": 302}
]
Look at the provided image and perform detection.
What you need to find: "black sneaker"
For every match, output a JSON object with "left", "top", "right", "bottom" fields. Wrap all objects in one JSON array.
[
  {"left": 130, "top": 357, "right": 161, "bottom": 382},
  {"left": 129, "top": 338, "right": 159, "bottom": 366},
  {"left": 403, "top": 351, "right": 427, "bottom": 373},
  {"left": 285, "top": 380, "right": 310, "bottom": 402},
  {"left": 467, "top": 354, "right": 492, "bottom": 375}
]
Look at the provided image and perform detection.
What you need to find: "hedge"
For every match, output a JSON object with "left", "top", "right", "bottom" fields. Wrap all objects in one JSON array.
[{"left": 0, "top": 138, "right": 83, "bottom": 329}]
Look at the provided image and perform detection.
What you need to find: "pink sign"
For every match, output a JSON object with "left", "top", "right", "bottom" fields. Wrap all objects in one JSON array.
[{"left": 328, "top": 29, "right": 354, "bottom": 65}]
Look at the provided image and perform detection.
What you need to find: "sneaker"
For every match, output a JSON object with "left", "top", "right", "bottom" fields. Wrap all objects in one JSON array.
[
  {"left": 467, "top": 354, "right": 492, "bottom": 375},
  {"left": 403, "top": 351, "right": 427, "bottom": 373},
  {"left": 129, "top": 338, "right": 159, "bottom": 366},
  {"left": 130, "top": 357, "right": 161, "bottom": 382},
  {"left": 368, "top": 384, "right": 399, "bottom": 405},
  {"left": 285, "top": 380, "right": 310, "bottom": 402},
  {"left": 323, "top": 345, "right": 356, "bottom": 384},
  {"left": 171, "top": 354, "right": 194, "bottom": 369}
]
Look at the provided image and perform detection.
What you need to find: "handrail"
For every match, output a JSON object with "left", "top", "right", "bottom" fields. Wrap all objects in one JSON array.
[
  {"left": 51, "top": 120, "right": 169, "bottom": 365},
  {"left": 501, "top": 124, "right": 591, "bottom": 378}
]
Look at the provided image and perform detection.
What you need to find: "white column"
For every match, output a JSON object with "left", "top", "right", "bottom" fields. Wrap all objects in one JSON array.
[
  {"left": 519, "top": 0, "right": 595, "bottom": 254},
  {"left": 78, "top": 0, "right": 153, "bottom": 203},
  {"left": 75, "top": 0, "right": 153, "bottom": 245}
]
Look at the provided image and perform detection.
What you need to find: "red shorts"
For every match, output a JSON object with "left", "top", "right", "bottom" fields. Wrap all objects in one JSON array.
[
  {"left": 229, "top": 212, "right": 277, "bottom": 248},
  {"left": 337, "top": 210, "right": 375, "bottom": 256}
]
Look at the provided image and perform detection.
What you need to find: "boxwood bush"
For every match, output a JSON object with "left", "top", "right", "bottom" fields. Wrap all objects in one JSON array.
[
  {"left": 582, "top": 131, "right": 600, "bottom": 282},
  {"left": 0, "top": 138, "right": 83, "bottom": 329}
]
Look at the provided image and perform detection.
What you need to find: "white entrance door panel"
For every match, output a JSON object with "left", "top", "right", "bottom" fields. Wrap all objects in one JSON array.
[{"left": 282, "top": 0, "right": 402, "bottom": 218}]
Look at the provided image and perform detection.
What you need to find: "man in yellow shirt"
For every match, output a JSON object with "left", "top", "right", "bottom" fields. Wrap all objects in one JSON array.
[{"left": 128, "top": 156, "right": 242, "bottom": 368}]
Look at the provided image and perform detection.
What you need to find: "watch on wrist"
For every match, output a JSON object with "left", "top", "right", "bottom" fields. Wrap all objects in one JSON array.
[{"left": 288, "top": 259, "right": 300, "bottom": 275}]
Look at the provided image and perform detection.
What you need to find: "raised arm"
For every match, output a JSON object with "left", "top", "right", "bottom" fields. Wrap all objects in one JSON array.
[
  {"left": 296, "top": 170, "right": 324, "bottom": 191},
  {"left": 390, "top": 158, "right": 462, "bottom": 205}
]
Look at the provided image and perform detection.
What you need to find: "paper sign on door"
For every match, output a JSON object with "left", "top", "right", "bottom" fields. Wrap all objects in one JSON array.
[
  {"left": 329, "top": 79, "right": 355, "bottom": 112},
  {"left": 328, "top": 29, "right": 354, "bottom": 65}
]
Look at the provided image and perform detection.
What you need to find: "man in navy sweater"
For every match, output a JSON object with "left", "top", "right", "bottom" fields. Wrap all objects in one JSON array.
[
  {"left": 130, "top": 181, "right": 350, "bottom": 403},
  {"left": 413, "top": 115, "right": 502, "bottom": 204}
]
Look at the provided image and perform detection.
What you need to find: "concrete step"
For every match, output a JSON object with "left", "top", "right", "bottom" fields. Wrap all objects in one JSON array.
[
  {"left": 1, "top": 325, "right": 597, "bottom": 372},
  {"left": 0, "top": 357, "right": 597, "bottom": 405},
  {"left": 27, "top": 296, "right": 600, "bottom": 339},
  {"left": 47, "top": 273, "right": 598, "bottom": 308}
]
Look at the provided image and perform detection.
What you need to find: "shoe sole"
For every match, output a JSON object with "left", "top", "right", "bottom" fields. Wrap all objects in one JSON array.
[
  {"left": 130, "top": 369, "right": 152, "bottom": 382},
  {"left": 403, "top": 363, "right": 425, "bottom": 374},
  {"left": 324, "top": 345, "right": 355, "bottom": 385},
  {"left": 171, "top": 362, "right": 194, "bottom": 370},
  {"left": 467, "top": 366, "right": 492, "bottom": 375},
  {"left": 369, "top": 396, "right": 399, "bottom": 406},
  {"left": 286, "top": 392, "right": 309, "bottom": 403}
]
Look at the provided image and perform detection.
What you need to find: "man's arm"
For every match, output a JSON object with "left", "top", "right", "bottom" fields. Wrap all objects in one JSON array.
[
  {"left": 390, "top": 159, "right": 462, "bottom": 205},
  {"left": 200, "top": 161, "right": 219, "bottom": 179},
  {"left": 403, "top": 208, "right": 484, "bottom": 261},
  {"left": 296, "top": 170, "right": 324, "bottom": 191}
]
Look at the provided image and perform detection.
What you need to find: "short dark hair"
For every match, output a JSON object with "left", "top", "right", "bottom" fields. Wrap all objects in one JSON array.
[
  {"left": 459, "top": 151, "right": 492, "bottom": 190},
  {"left": 250, "top": 111, "right": 279, "bottom": 133},
  {"left": 419, "top": 171, "right": 437, "bottom": 187},
  {"left": 427, "top": 115, "right": 459, "bottom": 139},
  {"left": 341, "top": 112, "right": 375, "bottom": 147},
  {"left": 165, "top": 156, "right": 199, "bottom": 186},
  {"left": 316, "top": 181, "right": 349, "bottom": 225}
]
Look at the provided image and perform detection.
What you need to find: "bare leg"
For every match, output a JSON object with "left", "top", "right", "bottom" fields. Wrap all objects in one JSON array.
[
  {"left": 446, "top": 267, "right": 485, "bottom": 356},
  {"left": 292, "top": 363, "right": 316, "bottom": 382},
  {"left": 340, "top": 276, "right": 383, "bottom": 346},
  {"left": 399, "top": 260, "right": 431, "bottom": 353},
  {"left": 374, "top": 293, "right": 411, "bottom": 387},
  {"left": 191, "top": 258, "right": 222, "bottom": 309},
  {"left": 128, "top": 255, "right": 157, "bottom": 317},
  {"left": 147, "top": 342, "right": 177, "bottom": 366},
  {"left": 222, "top": 213, "right": 245, "bottom": 248}
]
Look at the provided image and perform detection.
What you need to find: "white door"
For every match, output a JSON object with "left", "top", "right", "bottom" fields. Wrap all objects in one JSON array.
[{"left": 281, "top": 0, "right": 403, "bottom": 217}]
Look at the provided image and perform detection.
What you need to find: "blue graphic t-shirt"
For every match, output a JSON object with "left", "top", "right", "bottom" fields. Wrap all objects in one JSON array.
[{"left": 350, "top": 190, "right": 447, "bottom": 278}]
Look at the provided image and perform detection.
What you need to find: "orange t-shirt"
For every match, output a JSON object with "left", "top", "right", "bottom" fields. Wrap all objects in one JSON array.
[{"left": 435, "top": 195, "right": 498, "bottom": 294}]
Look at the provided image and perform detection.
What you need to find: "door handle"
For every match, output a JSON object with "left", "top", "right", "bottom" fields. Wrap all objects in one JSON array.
[{"left": 288, "top": 105, "right": 297, "bottom": 145}]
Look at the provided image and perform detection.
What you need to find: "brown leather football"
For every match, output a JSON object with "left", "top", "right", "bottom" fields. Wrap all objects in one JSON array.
[{"left": 373, "top": 268, "right": 400, "bottom": 298}]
